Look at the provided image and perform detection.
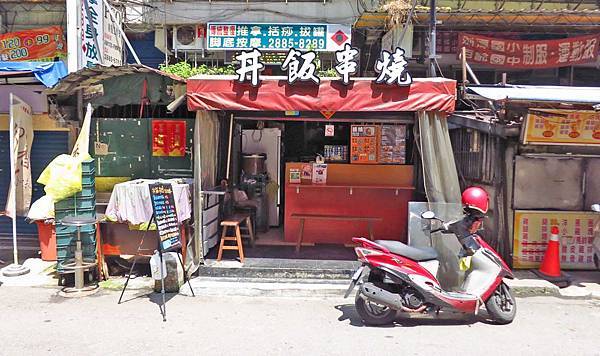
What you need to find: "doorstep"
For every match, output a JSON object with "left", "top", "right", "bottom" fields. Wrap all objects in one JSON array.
[{"left": 198, "top": 258, "right": 360, "bottom": 280}]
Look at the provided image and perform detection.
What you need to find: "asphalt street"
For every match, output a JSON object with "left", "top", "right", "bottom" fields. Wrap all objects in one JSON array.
[{"left": 0, "top": 286, "right": 599, "bottom": 356}]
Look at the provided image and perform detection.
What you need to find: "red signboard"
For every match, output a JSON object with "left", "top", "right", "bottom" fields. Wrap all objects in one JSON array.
[
  {"left": 0, "top": 26, "right": 66, "bottom": 62},
  {"left": 152, "top": 120, "right": 187, "bottom": 157},
  {"left": 458, "top": 33, "right": 600, "bottom": 69}
]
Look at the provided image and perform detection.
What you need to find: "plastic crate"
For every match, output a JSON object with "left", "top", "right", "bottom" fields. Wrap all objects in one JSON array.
[
  {"left": 55, "top": 206, "right": 96, "bottom": 221},
  {"left": 82, "top": 159, "right": 95, "bottom": 174},
  {"left": 56, "top": 244, "right": 96, "bottom": 272},
  {"left": 55, "top": 223, "right": 96, "bottom": 237},
  {"left": 54, "top": 195, "right": 96, "bottom": 211},
  {"left": 80, "top": 182, "right": 96, "bottom": 197},
  {"left": 82, "top": 175, "right": 95, "bottom": 186}
]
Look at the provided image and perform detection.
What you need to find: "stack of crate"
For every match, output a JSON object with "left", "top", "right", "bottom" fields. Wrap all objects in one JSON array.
[{"left": 54, "top": 159, "right": 97, "bottom": 273}]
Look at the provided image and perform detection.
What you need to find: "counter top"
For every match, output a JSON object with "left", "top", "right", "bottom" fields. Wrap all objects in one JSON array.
[{"left": 287, "top": 184, "right": 415, "bottom": 190}]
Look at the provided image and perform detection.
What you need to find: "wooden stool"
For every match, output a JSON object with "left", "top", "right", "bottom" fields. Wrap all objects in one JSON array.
[{"left": 216, "top": 214, "right": 255, "bottom": 263}]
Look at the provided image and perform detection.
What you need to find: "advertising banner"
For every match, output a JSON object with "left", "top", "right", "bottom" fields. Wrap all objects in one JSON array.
[
  {"left": 459, "top": 33, "right": 599, "bottom": 69},
  {"left": 523, "top": 109, "right": 600, "bottom": 145},
  {"left": 0, "top": 26, "right": 66, "bottom": 61},
  {"left": 513, "top": 210, "right": 596, "bottom": 269},
  {"left": 207, "top": 23, "right": 351, "bottom": 51},
  {"left": 5, "top": 94, "right": 34, "bottom": 218}
]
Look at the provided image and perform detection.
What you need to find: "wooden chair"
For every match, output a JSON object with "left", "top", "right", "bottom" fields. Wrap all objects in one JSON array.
[{"left": 216, "top": 214, "right": 255, "bottom": 263}]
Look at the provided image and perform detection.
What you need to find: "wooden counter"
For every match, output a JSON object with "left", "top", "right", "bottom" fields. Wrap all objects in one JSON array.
[{"left": 284, "top": 163, "right": 414, "bottom": 245}]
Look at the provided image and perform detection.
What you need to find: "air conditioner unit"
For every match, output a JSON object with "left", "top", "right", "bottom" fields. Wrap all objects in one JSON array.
[{"left": 173, "top": 25, "right": 205, "bottom": 51}]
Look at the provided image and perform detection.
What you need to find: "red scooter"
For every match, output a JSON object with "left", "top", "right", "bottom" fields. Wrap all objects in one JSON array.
[{"left": 345, "top": 210, "right": 516, "bottom": 325}]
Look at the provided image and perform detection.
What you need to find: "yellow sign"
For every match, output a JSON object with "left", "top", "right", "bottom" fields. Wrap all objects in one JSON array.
[
  {"left": 513, "top": 210, "right": 596, "bottom": 269},
  {"left": 524, "top": 109, "right": 600, "bottom": 145}
]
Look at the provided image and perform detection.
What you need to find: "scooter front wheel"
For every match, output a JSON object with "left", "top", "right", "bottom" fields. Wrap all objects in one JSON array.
[
  {"left": 355, "top": 292, "right": 397, "bottom": 326},
  {"left": 485, "top": 282, "right": 516, "bottom": 324}
]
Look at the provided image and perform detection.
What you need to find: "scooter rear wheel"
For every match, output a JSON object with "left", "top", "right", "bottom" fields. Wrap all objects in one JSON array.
[
  {"left": 355, "top": 292, "right": 397, "bottom": 326},
  {"left": 485, "top": 282, "right": 516, "bottom": 324}
]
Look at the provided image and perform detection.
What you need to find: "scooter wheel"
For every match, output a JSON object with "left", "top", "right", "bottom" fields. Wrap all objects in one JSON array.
[
  {"left": 485, "top": 282, "right": 517, "bottom": 325},
  {"left": 355, "top": 292, "right": 397, "bottom": 326}
]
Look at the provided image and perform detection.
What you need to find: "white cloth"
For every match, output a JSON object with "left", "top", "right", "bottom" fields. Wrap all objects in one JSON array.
[{"left": 105, "top": 179, "right": 192, "bottom": 225}]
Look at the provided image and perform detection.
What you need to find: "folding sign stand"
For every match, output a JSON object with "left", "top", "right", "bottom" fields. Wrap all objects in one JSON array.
[{"left": 117, "top": 213, "right": 195, "bottom": 322}]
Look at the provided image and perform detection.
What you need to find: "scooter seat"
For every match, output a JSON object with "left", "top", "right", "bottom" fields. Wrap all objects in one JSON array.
[{"left": 375, "top": 240, "right": 438, "bottom": 261}]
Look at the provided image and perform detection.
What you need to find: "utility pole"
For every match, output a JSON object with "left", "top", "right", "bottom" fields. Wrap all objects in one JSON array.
[{"left": 428, "top": 0, "right": 437, "bottom": 77}]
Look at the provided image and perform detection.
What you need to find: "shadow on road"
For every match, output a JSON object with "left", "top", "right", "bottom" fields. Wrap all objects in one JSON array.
[{"left": 335, "top": 303, "right": 494, "bottom": 328}]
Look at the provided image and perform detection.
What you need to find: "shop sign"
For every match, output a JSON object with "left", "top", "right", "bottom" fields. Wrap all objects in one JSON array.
[
  {"left": 523, "top": 109, "right": 600, "bottom": 145},
  {"left": 0, "top": 26, "right": 66, "bottom": 62},
  {"left": 149, "top": 183, "right": 182, "bottom": 252},
  {"left": 325, "top": 124, "right": 335, "bottom": 136},
  {"left": 234, "top": 45, "right": 411, "bottom": 87},
  {"left": 80, "top": 0, "right": 123, "bottom": 68},
  {"left": 206, "top": 23, "right": 351, "bottom": 52},
  {"left": 459, "top": 33, "right": 600, "bottom": 69},
  {"left": 513, "top": 210, "right": 596, "bottom": 269},
  {"left": 81, "top": 0, "right": 104, "bottom": 68}
]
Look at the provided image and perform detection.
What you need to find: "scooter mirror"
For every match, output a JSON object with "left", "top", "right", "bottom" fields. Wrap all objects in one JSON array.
[
  {"left": 421, "top": 211, "right": 436, "bottom": 219},
  {"left": 592, "top": 204, "right": 600, "bottom": 212}
]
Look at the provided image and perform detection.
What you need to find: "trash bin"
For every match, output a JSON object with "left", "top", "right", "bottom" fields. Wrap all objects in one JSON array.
[{"left": 35, "top": 221, "right": 57, "bottom": 261}]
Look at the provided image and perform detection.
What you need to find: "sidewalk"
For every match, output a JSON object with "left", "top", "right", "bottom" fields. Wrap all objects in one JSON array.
[{"left": 2, "top": 258, "right": 599, "bottom": 300}]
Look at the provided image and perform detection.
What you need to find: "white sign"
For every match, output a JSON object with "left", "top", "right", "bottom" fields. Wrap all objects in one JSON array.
[
  {"left": 5, "top": 94, "right": 34, "bottom": 218},
  {"left": 102, "top": 4, "right": 123, "bottom": 66},
  {"left": 81, "top": 0, "right": 104, "bottom": 67},
  {"left": 325, "top": 125, "right": 335, "bottom": 137}
]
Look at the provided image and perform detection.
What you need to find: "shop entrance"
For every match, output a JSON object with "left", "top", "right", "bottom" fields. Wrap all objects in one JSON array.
[{"left": 204, "top": 116, "right": 416, "bottom": 262}]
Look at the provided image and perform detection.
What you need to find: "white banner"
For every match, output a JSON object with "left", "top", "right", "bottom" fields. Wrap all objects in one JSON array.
[
  {"left": 5, "top": 94, "right": 34, "bottom": 218},
  {"left": 81, "top": 0, "right": 104, "bottom": 67},
  {"left": 71, "top": 103, "right": 93, "bottom": 159}
]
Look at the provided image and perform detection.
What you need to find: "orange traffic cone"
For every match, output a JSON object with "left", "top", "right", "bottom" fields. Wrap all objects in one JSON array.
[{"left": 533, "top": 226, "right": 571, "bottom": 287}]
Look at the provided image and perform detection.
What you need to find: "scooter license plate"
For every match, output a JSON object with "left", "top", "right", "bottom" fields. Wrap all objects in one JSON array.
[{"left": 344, "top": 266, "right": 365, "bottom": 298}]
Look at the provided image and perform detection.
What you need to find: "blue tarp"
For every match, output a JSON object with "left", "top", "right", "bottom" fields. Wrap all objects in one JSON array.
[{"left": 0, "top": 61, "right": 67, "bottom": 88}]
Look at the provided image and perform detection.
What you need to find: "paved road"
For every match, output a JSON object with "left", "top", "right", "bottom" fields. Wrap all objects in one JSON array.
[{"left": 0, "top": 287, "right": 599, "bottom": 356}]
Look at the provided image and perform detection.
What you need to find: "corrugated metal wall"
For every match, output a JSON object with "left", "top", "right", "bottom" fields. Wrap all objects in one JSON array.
[{"left": 0, "top": 131, "right": 69, "bottom": 236}]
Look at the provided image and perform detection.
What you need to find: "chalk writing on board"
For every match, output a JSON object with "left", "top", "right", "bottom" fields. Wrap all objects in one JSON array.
[{"left": 149, "top": 183, "right": 182, "bottom": 252}]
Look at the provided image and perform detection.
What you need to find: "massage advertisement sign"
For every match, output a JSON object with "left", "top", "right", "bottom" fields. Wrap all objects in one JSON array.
[
  {"left": 0, "top": 26, "right": 66, "bottom": 61},
  {"left": 523, "top": 109, "right": 600, "bottom": 145}
]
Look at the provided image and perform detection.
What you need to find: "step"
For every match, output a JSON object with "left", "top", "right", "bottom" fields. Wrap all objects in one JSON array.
[{"left": 198, "top": 258, "right": 360, "bottom": 280}]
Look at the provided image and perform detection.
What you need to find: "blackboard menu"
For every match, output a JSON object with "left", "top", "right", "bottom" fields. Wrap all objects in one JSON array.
[{"left": 149, "top": 183, "right": 182, "bottom": 252}]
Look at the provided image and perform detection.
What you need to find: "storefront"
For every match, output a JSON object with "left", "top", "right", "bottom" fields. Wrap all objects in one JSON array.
[
  {"left": 187, "top": 76, "right": 457, "bottom": 261},
  {"left": 451, "top": 84, "right": 600, "bottom": 270}
]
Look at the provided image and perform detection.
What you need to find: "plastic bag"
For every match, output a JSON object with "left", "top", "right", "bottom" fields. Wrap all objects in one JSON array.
[
  {"left": 26, "top": 195, "right": 55, "bottom": 220},
  {"left": 37, "top": 154, "right": 83, "bottom": 202}
]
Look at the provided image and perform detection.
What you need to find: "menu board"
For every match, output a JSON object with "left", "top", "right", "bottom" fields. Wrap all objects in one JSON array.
[
  {"left": 350, "top": 125, "right": 378, "bottom": 164},
  {"left": 513, "top": 210, "right": 596, "bottom": 269},
  {"left": 379, "top": 125, "right": 406, "bottom": 164},
  {"left": 149, "top": 183, "right": 182, "bottom": 252}
]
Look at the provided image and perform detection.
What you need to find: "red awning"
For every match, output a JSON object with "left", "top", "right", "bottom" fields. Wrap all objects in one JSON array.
[{"left": 186, "top": 76, "right": 456, "bottom": 113}]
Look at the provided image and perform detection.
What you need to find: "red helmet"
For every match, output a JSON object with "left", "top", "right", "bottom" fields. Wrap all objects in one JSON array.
[{"left": 461, "top": 187, "right": 489, "bottom": 214}]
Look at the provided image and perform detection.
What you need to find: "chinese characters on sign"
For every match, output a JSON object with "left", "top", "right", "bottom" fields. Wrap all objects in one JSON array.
[
  {"left": 207, "top": 23, "right": 351, "bottom": 52},
  {"left": 513, "top": 211, "right": 596, "bottom": 269},
  {"left": 81, "top": 0, "right": 103, "bottom": 68},
  {"left": 152, "top": 120, "right": 187, "bottom": 157},
  {"left": 234, "top": 46, "right": 410, "bottom": 87},
  {"left": 459, "top": 33, "right": 600, "bottom": 69},
  {"left": 149, "top": 183, "right": 182, "bottom": 252},
  {"left": 0, "top": 26, "right": 66, "bottom": 62},
  {"left": 375, "top": 48, "right": 412, "bottom": 86},
  {"left": 523, "top": 109, "right": 600, "bottom": 145}
]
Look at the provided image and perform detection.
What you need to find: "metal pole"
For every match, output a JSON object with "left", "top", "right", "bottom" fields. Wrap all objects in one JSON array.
[
  {"left": 225, "top": 114, "right": 234, "bottom": 180},
  {"left": 428, "top": 0, "right": 437, "bottom": 77}
]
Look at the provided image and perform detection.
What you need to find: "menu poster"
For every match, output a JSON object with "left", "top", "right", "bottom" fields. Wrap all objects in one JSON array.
[
  {"left": 289, "top": 168, "right": 301, "bottom": 183},
  {"left": 379, "top": 125, "right": 406, "bottom": 164},
  {"left": 301, "top": 163, "right": 313, "bottom": 180},
  {"left": 513, "top": 210, "right": 596, "bottom": 269},
  {"left": 149, "top": 183, "right": 182, "bottom": 252},
  {"left": 312, "top": 163, "right": 328, "bottom": 184},
  {"left": 350, "top": 125, "right": 378, "bottom": 164}
]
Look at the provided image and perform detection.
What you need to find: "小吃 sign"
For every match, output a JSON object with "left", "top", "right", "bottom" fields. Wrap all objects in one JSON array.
[
  {"left": 459, "top": 33, "right": 600, "bottom": 69},
  {"left": 524, "top": 109, "right": 600, "bottom": 145},
  {"left": 149, "top": 183, "right": 182, "bottom": 252},
  {"left": 207, "top": 23, "right": 351, "bottom": 52}
]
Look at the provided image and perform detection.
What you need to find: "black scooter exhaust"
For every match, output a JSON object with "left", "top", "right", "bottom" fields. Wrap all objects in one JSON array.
[{"left": 359, "top": 283, "right": 404, "bottom": 310}]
